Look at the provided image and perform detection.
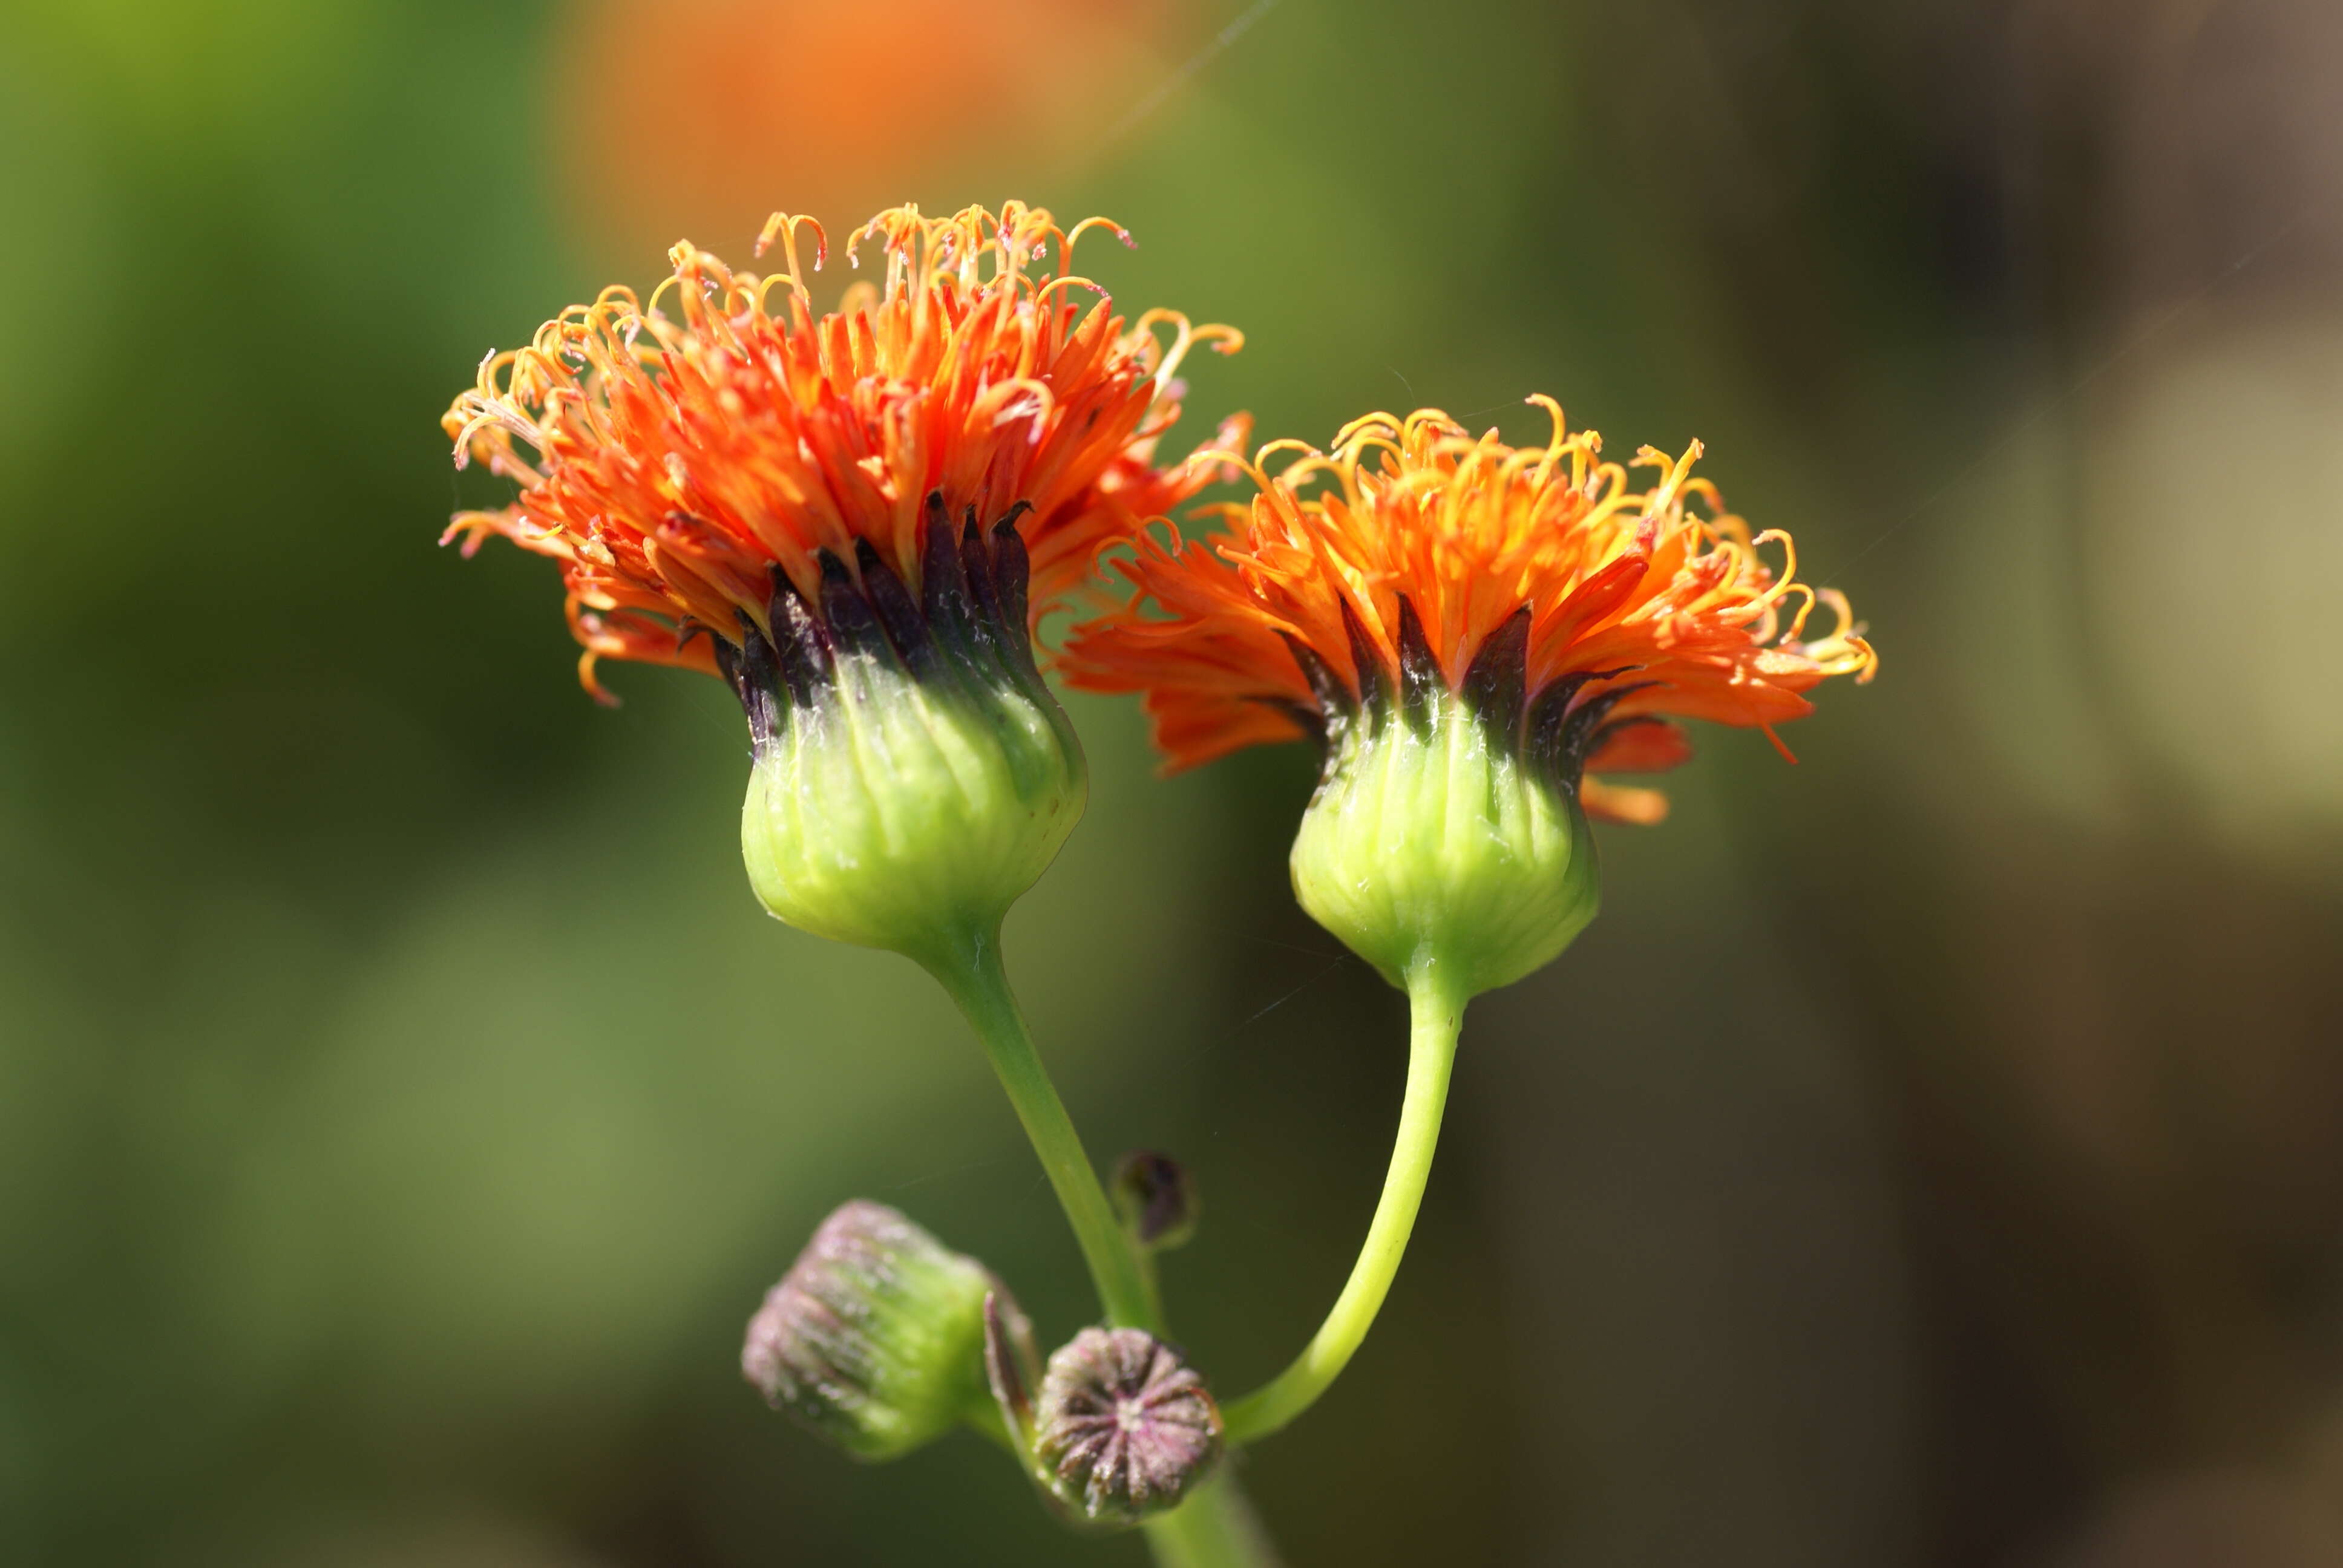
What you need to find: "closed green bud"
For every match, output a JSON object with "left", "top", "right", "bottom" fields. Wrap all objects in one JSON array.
[
  {"left": 725, "top": 501, "right": 1084, "bottom": 959},
  {"left": 1289, "top": 603, "right": 1602, "bottom": 1000},
  {"left": 741, "top": 1200, "right": 1003, "bottom": 1461}
]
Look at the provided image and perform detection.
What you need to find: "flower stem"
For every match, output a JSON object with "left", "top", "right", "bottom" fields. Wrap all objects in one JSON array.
[
  {"left": 1141, "top": 1472, "right": 1283, "bottom": 1567},
  {"left": 1221, "top": 963, "right": 1465, "bottom": 1444},
  {"left": 923, "top": 926, "right": 1281, "bottom": 1566},
  {"left": 922, "top": 924, "right": 1161, "bottom": 1333}
]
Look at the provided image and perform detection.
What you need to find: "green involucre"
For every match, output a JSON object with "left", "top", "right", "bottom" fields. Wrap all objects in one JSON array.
[
  {"left": 1289, "top": 688, "right": 1600, "bottom": 998},
  {"left": 740, "top": 648, "right": 1084, "bottom": 957}
]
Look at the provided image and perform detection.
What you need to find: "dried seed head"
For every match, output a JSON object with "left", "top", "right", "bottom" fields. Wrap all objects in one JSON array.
[{"left": 1032, "top": 1327, "right": 1222, "bottom": 1523}]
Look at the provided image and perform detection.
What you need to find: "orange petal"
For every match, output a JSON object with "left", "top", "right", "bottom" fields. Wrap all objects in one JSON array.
[{"left": 1581, "top": 777, "right": 1671, "bottom": 826}]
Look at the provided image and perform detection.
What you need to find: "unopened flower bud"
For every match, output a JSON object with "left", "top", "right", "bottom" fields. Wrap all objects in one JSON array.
[
  {"left": 1112, "top": 1151, "right": 1198, "bottom": 1252},
  {"left": 1032, "top": 1328, "right": 1222, "bottom": 1523},
  {"left": 741, "top": 1200, "right": 1000, "bottom": 1460}
]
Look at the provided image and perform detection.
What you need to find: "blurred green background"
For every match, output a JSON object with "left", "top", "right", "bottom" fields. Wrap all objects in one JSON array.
[{"left": 5, "top": 1, "right": 2342, "bottom": 1563}]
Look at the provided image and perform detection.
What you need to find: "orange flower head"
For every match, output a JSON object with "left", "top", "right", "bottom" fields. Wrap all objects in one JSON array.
[
  {"left": 1064, "top": 399, "right": 1876, "bottom": 825},
  {"left": 442, "top": 200, "right": 1245, "bottom": 705},
  {"left": 441, "top": 202, "right": 1246, "bottom": 956},
  {"left": 1063, "top": 401, "right": 1878, "bottom": 997}
]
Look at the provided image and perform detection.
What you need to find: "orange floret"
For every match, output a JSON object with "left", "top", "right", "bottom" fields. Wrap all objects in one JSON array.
[
  {"left": 1062, "top": 400, "right": 1875, "bottom": 823},
  {"left": 442, "top": 201, "right": 1245, "bottom": 701}
]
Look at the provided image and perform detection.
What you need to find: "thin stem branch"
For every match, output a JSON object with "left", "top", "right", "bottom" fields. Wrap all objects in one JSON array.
[
  {"left": 922, "top": 926, "right": 1281, "bottom": 1565},
  {"left": 1221, "top": 964, "right": 1465, "bottom": 1444},
  {"left": 1141, "top": 1472, "right": 1283, "bottom": 1568},
  {"left": 922, "top": 926, "right": 1161, "bottom": 1333}
]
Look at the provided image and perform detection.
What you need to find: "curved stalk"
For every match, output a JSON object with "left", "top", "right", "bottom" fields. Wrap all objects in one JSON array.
[
  {"left": 923, "top": 926, "right": 1280, "bottom": 1565},
  {"left": 922, "top": 925, "right": 1161, "bottom": 1333},
  {"left": 1141, "top": 1472, "right": 1282, "bottom": 1567},
  {"left": 1221, "top": 965, "right": 1465, "bottom": 1444}
]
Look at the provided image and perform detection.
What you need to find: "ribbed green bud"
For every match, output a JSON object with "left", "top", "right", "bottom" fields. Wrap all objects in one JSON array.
[
  {"left": 741, "top": 1200, "right": 1005, "bottom": 1461},
  {"left": 738, "top": 650, "right": 1080, "bottom": 953},
  {"left": 1293, "top": 690, "right": 1598, "bottom": 998},
  {"left": 721, "top": 501, "right": 1084, "bottom": 958},
  {"left": 1285, "top": 601, "right": 1619, "bottom": 999}
]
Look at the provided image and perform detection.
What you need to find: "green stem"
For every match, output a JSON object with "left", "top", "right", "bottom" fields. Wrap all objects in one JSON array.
[
  {"left": 1221, "top": 964, "right": 1466, "bottom": 1445},
  {"left": 923, "top": 926, "right": 1280, "bottom": 1566},
  {"left": 1141, "top": 1472, "right": 1282, "bottom": 1567},
  {"left": 922, "top": 925, "right": 1161, "bottom": 1333}
]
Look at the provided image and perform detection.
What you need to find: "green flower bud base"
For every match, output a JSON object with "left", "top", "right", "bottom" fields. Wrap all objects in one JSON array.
[
  {"left": 721, "top": 500, "right": 1085, "bottom": 961},
  {"left": 739, "top": 653, "right": 1080, "bottom": 955},
  {"left": 1288, "top": 639, "right": 1601, "bottom": 999}
]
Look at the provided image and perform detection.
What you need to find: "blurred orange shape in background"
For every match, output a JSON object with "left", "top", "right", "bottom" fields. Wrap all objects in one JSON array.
[{"left": 557, "top": 0, "right": 1178, "bottom": 256}]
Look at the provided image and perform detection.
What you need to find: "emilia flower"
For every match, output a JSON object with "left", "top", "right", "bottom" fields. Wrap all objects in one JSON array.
[
  {"left": 444, "top": 207, "right": 1255, "bottom": 1544},
  {"left": 444, "top": 201, "right": 1877, "bottom": 1564},
  {"left": 443, "top": 200, "right": 1243, "bottom": 962},
  {"left": 1064, "top": 400, "right": 1875, "bottom": 1439}
]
